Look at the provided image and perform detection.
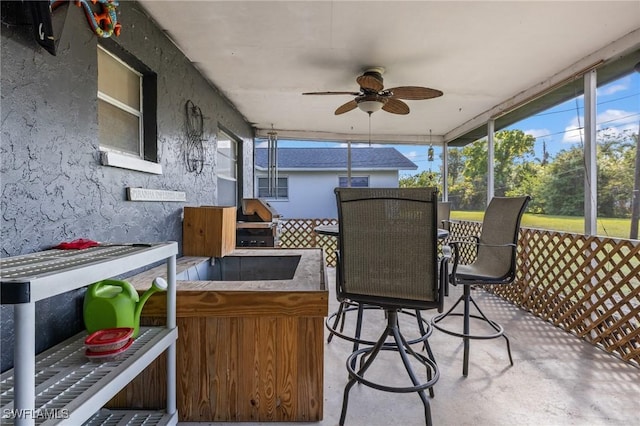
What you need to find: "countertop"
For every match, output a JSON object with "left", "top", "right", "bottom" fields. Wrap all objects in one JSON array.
[{"left": 128, "top": 248, "right": 326, "bottom": 292}]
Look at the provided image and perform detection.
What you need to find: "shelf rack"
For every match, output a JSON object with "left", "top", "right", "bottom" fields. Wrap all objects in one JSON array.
[{"left": 0, "top": 243, "right": 178, "bottom": 426}]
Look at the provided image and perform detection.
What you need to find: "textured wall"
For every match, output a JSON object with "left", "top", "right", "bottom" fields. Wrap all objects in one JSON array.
[{"left": 1, "top": 1, "right": 254, "bottom": 371}]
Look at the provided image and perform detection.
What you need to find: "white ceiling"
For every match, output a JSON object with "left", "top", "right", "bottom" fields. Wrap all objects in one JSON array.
[{"left": 137, "top": 0, "right": 640, "bottom": 145}]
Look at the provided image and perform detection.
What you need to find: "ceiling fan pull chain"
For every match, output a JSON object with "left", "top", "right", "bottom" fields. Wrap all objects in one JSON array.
[{"left": 369, "top": 113, "right": 372, "bottom": 146}]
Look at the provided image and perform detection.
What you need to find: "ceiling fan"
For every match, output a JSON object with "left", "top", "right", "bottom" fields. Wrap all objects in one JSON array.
[{"left": 302, "top": 67, "right": 443, "bottom": 115}]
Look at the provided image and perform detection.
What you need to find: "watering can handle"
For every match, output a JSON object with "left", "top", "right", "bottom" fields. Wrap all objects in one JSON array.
[{"left": 88, "top": 279, "right": 139, "bottom": 302}]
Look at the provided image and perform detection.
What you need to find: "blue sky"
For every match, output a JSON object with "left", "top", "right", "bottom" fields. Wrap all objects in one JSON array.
[{"left": 260, "top": 72, "right": 640, "bottom": 177}]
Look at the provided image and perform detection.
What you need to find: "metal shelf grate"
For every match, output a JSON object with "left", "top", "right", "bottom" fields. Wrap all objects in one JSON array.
[
  {"left": 0, "top": 246, "right": 151, "bottom": 280},
  {"left": 83, "top": 409, "right": 176, "bottom": 426},
  {"left": 0, "top": 327, "right": 177, "bottom": 425}
]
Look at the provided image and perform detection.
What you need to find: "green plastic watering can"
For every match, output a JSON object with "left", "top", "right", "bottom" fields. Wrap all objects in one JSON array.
[{"left": 83, "top": 277, "right": 167, "bottom": 338}]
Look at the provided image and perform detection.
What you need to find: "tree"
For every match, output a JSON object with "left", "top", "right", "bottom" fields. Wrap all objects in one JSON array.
[
  {"left": 448, "top": 130, "right": 536, "bottom": 210},
  {"left": 399, "top": 170, "right": 440, "bottom": 189},
  {"left": 597, "top": 128, "right": 635, "bottom": 217},
  {"left": 536, "top": 146, "right": 584, "bottom": 216}
]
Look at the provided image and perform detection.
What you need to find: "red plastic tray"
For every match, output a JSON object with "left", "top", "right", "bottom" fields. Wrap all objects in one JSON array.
[
  {"left": 85, "top": 338, "right": 134, "bottom": 361},
  {"left": 85, "top": 327, "right": 134, "bottom": 352}
]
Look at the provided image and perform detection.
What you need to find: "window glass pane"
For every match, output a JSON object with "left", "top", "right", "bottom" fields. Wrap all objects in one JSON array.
[
  {"left": 98, "top": 99, "right": 140, "bottom": 156},
  {"left": 217, "top": 152, "right": 236, "bottom": 179},
  {"left": 216, "top": 131, "right": 237, "bottom": 180},
  {"left": 277, "top": 187, "right": 288, "bottom": 198},
  {"left": 217, "top": 136, "right": 236, "bottom": 159},
  {"left": 218, "top": 177, "right": 236, "bottom": 206},
  {"left": 339, "top": 176, "right": 369, "bottom": 187},
  {"left": 446, "top": 144, "right": 488, "bottom": 213},
  {"left": 97, "top": 48, "right": 140, "bottom": 110},
  {"left": 594, "top": 73, "right": 640, "bottom": 239},
  {"left": 494, "top": 77, "right": 586, "bottom": 233},
  {"left": 257, "top": 177, "right": 287, "bottom": 198}
]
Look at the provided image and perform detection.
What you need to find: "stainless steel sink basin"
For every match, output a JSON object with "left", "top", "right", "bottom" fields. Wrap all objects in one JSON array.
[{"left": 177, "top": 255, "right": 301, "bottom": 281}]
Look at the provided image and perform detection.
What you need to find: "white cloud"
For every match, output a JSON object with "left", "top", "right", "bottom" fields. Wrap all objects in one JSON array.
[
  {"left": 597, "top": 109, "right": 638, "bottom": 128},
  {"left": 404, "top": 150, "right": 419, "bottom": 160},
  {"left": 523, "top": 128, "right": 552, "bottom": 139},
  {"left": 561, "top": 108, "right": 640, "bottom": 144},
  {"left": 597, "top": 76, "right": 630, "bottom": 96},
  {"left": 255, "top": 140, "right": 268, "bottom": 148},
  {"left": 562, "top": 116, "right": 584, "bottom": 144}
]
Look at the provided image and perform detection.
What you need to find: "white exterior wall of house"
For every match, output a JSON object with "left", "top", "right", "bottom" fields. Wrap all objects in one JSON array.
[{"left": 259, "top": 170, "right": 400, "bottom": 219}]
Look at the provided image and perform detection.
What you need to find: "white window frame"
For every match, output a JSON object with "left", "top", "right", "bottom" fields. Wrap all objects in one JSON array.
[
  {"left": 257, "top": 176, "right": 289, "bottom": 199},
  {"left": 338, "top": 175, "right": 370, "bottom": 188},
  {"left": 216, "top": 129, "right": 239, "bottom": 205},
  {"left": 97, "top": 45, "right": 161, "bottom": 174},
  {"left": 216, "top": 130, "right": 238, "bottom": 181}
]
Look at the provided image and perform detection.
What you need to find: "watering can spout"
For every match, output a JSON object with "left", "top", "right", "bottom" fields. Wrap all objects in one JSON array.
[{"left": 134, "top": 277, "right": 168, "bottom": 334}]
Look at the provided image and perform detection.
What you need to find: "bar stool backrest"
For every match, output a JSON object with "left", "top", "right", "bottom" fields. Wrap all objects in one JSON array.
[{"left": 335, "top": 187, "right": 440, "bottom": 309}]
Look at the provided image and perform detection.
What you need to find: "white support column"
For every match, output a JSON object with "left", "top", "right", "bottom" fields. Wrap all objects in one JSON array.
[
  {"left": 166, "top": 255, "right": 177, "bottom": 415},
  {"left": 14, "top": 303, "right": 35, "bottom": 426},
  {"left": 487, "top": 120, "right": 495, "bottom": 204},
  {"left": 584, "top": 70, "right": 598, "bottom": 235},
  {"left": 442, "top": 140, "right": 448, "bottom": 201}
]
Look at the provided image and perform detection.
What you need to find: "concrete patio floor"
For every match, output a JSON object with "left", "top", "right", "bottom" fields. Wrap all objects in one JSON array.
[{"left": 180, "top": 267, "right": 639, "bottom": 426}]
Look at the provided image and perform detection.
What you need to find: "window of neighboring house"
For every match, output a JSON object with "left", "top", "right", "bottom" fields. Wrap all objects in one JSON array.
[
  {"left": 339, "top": 176, "right": 370, "bottom": 187},
  {"left": 257, "top": 176, "right": 288, "bottom": 199},
  {"left": 97, "top": 43, "right": 159, "bottom": 174},
  {"left": 217, "top": 129, "right": 238, "bottom": 206}
]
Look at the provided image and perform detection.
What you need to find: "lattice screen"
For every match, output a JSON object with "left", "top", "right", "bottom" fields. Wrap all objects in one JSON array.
[
  {"left": 279, "top": 219, "right": 338, "bottom": 266},
  {"left": 280, "top": 218, "right": 639, "bottom": 368}
]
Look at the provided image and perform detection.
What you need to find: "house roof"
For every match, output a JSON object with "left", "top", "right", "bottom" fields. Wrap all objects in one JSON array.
[{"left": 255, "top": 147, "right": 418, "bottom": 171}]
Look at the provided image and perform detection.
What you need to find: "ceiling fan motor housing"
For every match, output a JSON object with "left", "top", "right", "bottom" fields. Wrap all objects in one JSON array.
[{"left": 357, "top": 67, "right": 385, "bottom": 92}]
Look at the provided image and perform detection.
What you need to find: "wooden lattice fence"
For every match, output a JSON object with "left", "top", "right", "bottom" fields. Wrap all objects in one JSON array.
[
  {"left": 279, "top": 218, "right": 338, "bottom": 266},
  {"left": 280, "top": 218, "right": 640, "bottom": 368}
]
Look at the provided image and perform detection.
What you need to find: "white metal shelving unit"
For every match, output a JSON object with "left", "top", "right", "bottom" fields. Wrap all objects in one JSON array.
[{"left": 0, "top": 243, "right": 178, "bottom": 426}]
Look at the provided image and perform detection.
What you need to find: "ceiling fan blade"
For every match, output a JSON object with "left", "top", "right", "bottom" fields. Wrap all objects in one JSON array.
[
  {"left": 356, "top": 74, "right": 384, "bottom": 92},
  {"left": 382, "top": 98, "right": 410, "bottom": 115},
  {"left": 335, "top": 100, "right": 358, "bottom": 115},
  {"left": 387, "top": 86, "right": 443, "bottom": 100},
  {"left": 303, "top": 91, "right": 361, "bottom": 96}
]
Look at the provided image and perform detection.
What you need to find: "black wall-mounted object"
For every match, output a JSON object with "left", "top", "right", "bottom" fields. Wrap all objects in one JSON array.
[
  {"left": 0, "top": 0, "right": 69, "bottom": 56},
  {"left": 28, "top": 1, "right": 56, "bottom": 55}
]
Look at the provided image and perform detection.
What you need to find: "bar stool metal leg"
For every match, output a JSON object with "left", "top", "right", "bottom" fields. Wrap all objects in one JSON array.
[
  {"left": 339, "top": 310, "right": 439, "bottom": 426},
  {"left": 432, "top": 285, "right": 513, "bottom": 376}
]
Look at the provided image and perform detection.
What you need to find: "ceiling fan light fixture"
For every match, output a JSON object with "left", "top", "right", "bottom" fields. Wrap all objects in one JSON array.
[{"left": 357, "top": 100, "right": 385, "bottom": 114}]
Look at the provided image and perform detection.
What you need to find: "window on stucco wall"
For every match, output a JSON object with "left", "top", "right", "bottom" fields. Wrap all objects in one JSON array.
[
  {"left": 257, "top": 176, "right": 288, "bottom": 199},
  {"left": 97, "top": 42, "right": 159, "bottom": 174},
  {"left": 217, "top": 129, "right": 238, "bottom": 206},
  {"left": 339, "top": 176, "right": 370, "bottom": 187}
]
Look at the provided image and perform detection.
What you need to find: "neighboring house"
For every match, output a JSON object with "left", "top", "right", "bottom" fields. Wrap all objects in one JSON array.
[{"left": 255, "top": 147, "right": 418, "bottom": 218}]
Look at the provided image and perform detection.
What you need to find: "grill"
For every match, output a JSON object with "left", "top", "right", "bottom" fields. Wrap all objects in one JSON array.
[{"left": 236, "top": 198, "right": 281, "bottom": 247}]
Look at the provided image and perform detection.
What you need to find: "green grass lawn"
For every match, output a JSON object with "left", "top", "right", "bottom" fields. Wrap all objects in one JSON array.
[{"left": 451, "top": 211, "right": 636, "bottom": 239}]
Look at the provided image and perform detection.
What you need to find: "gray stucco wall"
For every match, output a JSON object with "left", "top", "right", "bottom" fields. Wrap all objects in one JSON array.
[{"left": 1, "top": 1, "right": 254, "bottom": 371}]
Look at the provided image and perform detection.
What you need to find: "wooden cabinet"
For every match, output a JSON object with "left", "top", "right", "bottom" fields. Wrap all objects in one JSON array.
[
  {"left": 116, "top": 249, "right": 328, "bottom": 422},
  {"left": 183, "top": 206, "right": 236, "bottom": 257}
]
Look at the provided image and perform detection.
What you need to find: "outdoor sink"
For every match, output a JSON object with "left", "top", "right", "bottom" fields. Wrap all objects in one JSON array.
[{"left": 176, "top": 254, "right": 301, "bottom": 281}]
